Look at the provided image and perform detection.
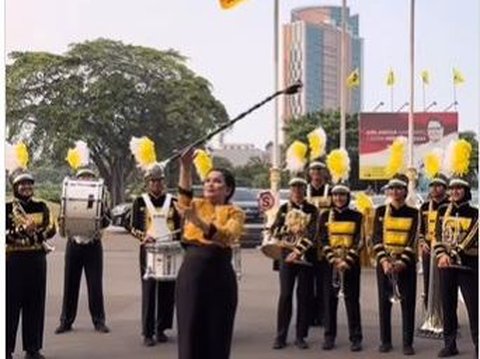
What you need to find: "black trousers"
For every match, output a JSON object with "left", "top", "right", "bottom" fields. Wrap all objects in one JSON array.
[
  {"left": 6, "top": 251, "right": 47, "bottom": 355},
  {"left": 176, "top": 245, "right": 237, "bottom": 359},
  {"left": 310, "top": 258, "right": 327, "bottom": 326},
  {"left": 59, "top": 239, "right": 106, "bottom": 327},
  {"left": 376, "top": 262, "right": 416, "bottom": 347},
  {"left": 439, "top": 254, "right": 478, "bottom": 352},
  {"left": 324, "top": 261, "right": 363, "bottom": 344},
  {"left": 275, "top": 259, "right": 312, "bottom": 342},
  {"left": 139, "top": 246, "right": 175, "bottom": 338},
  {"left": 421, "top": 250, "right": 431, "bottom": 309}
]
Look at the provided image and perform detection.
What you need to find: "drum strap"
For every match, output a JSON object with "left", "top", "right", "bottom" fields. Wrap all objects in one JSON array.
[{"left": 142, "top": 193, "right": 173, "bottom": 240}]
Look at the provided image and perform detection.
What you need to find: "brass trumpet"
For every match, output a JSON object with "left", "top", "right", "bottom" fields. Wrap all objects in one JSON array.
[{"left": 331, "top": 246, "right": 348, "bottom": 299}]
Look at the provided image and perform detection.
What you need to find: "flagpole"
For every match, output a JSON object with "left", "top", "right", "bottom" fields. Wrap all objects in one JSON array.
[
  {"left": 406, "top": 0, "right": 418, "bottom": 208},
  {"left": 453, "top": 81, "right": 458, "bottom": 112},
  {"left": 390, "top": 86, "right": 394, "bottom": 112},
  {"left": 422, "top": 81, "right": 426, "bottom": 111},
  {"left": 267, "top": 0, "right": 281, "bottom": 214},
  {"left": 340, "top": 0, "right": 347, "bottom": 149}
]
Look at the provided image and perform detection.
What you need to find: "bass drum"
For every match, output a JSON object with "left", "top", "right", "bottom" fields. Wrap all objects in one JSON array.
[{"left": 60, "top": 177, "right": 105, "bottom": 239}]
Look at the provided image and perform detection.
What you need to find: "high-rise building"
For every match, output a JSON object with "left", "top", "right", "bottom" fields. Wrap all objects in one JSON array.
[{"left": 283, "top": 6, "right": 363, "bottom": 122}]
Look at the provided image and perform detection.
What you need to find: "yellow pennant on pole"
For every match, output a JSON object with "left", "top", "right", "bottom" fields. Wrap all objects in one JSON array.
[
  {"left": 386, "top": 68, "right": 396, "bottom": 87},
  {"left": 346, "top": 68, "right": 360, "bottom": 88},
  {"left": 453, "top": 68, "right": 465, "bottom": 86},
  {"left": 219, "top": 0, "right": 247, "bottom": 9},
  {"left": 420, "top": 70, "right": 430, "bottom": 85}
]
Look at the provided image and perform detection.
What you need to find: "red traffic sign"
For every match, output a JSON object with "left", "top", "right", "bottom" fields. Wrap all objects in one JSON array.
[{"left": 258, "top": 190, "right": 275, "bottom": 212}]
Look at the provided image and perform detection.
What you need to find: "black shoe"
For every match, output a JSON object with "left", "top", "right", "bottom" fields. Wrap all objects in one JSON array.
[
  {"left": 294, "top": 338, "right": 309, "bottom": 349},
  {"left": 94, "top": 323, "right": 110, "bottom": 333},
  {"left": 156, "top": 332, "right": 168, "bottom": 343},
  {"left": 55, "top": 324, "right": 72, "bottom": 334},
  {"left": 403, "top": 345, "right": 415, "bottom": 356},
  {"left": 143, "top": 337, "right": 156, "bottom": 347},
  {"left": 437, "top": 347, "right": 459, "bottom": 357},
  {"left": 379, "top": 343, "right": 393, "bottom": 353},
  {"left": 351, "top": 341, "right": 363, "bottom": 352},
  {"left": 322, "top": 340, "right": 335, "bottom": 350},
  {"left": 272, "top": 339, "right": 286, "bottom": 350},
  {"left": 25, "top": 351, "right": 45, "bottom": 359}
]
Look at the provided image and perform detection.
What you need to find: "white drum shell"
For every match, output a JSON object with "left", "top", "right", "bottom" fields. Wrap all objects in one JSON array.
[
  {"left": 61, "top": 178, "right": 105, "bottom": 238},
  {"left": 144, "top": 241, "right": 183, "bottom": 281}
]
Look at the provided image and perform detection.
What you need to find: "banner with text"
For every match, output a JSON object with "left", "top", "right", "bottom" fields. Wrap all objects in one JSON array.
[{"left": 359, "top": 112, "right": 458, "bottom": 180}]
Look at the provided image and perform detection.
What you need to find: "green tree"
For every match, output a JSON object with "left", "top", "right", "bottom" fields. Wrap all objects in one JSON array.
[{"left": 7, "top": 39, "right": 228, "bottom": 204}]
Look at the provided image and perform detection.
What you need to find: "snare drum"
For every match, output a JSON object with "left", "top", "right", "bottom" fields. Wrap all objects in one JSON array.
[
  {"left": 60, "top": 178, "right": 105, "bottom": 238},
  {"left": 231, "top": 244, "right": 242, "bottom": 280},
  {"left": 260, "top": 230, "right": 283, "bottom": 260},
  {"left": 143, "top": 241, "right": 183, "bottom": 281}
]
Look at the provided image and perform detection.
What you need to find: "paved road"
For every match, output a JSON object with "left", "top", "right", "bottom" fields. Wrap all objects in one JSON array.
[{"left": 12, "top": 228, "right": 475, "bottom": 358}]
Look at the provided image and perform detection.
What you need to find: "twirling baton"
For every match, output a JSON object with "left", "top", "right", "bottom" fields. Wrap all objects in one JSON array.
[{"left": 159, "top": 80, "right": 302, "bottom": 167}]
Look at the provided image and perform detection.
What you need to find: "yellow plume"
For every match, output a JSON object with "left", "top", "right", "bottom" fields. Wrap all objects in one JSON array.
[
  {"left": 355, "top": 192, "right": 374, "bottom": 215},
  {"left": 6, "top": 142, "right": 29, "bottom": 172},
  {"left": 307, "top": 126, "right": 327, "bottom": 160},
  {"left": 285, "top": 140, "right": 308, "bottom": 173},
  {"left": 423, "top": 148, "right": 443, "bottom": 179},
  {"left": 193, "top": 150, "right": 213, "bottom": 181},
  {"left": 326, "top": 148, "right": 350, "bottom": 183},
  {"left": 385, "top": 136, "right": 407, "bottom": 178},
  {"left": 444, "top": 139, "right": 472, "bottom": 176},
  {"left": 15, "top": 143, "right": 29, "bottom": 169},
  {"left": 129, "top": 136, "right": 157, "bottom": 171},
  {"left": 66, "top": 141, "right": 90, "bottom": 170}
]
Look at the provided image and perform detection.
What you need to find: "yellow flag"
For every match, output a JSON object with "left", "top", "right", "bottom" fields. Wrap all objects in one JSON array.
[
  {"left": 421, "top": 70, "right": 430, "bottom": 85},
  {"left": 219, "top": 0, "right": 246, "bottom": 9},
  {"left": 453, "top": 68, "right": 465, "bottom": 85},
  {"left": 386, "top": 68, "right": 395, "bottom": 87},
  {"left": 346, "top": 68, "right": 360, "bottom": 88}
]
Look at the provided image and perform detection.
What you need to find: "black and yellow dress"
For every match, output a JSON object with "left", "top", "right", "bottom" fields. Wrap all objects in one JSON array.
[
  {"left": 176, "top": 190, "right": 245, "bottom": 359},
  {"left": 6, "top": 197, "right": 55, "bottom": 356},
  {"left": 434, "top": 200, "right": 478, "bottom": 354},
  {"left": 418, "top": 197, "right": 448, "bottom": 308},
  {"left": 372, "top": 203, "right": 418, "bottom": 349},
  {"left": 320, "top": 206, "right": 363, "bottom": 347}
]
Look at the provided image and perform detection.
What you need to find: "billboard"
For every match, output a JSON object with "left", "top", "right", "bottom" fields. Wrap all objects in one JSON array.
[{"left": 359, "top": 112, "right": 458, "bottom": 180}]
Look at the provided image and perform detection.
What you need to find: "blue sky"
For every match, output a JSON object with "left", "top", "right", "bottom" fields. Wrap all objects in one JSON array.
[{"left": 6, "top": 0, "right": 479, "bottom": 149}]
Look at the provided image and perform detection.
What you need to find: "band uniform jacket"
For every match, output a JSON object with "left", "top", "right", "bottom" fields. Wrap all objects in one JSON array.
[
  {"left": 372, "top": 203, "right": 419, "bottom": 265},
  {"left": 434, "top": 201, "right": 478, "bottom": 258},
  {"left": 130, "top": 194, "right": 182, "bottom": 242},
  {"left": 419, "top": 197, "right": 449, "bottom": 249},
  {"left": 320, "top": 207, "right": 364, "bottom": 266},
  {"left": 270, "top": 200, "right": 318, "bottom": 263},
  {"left": 6, "top": 198, "right": 56, "bottom": 252}
]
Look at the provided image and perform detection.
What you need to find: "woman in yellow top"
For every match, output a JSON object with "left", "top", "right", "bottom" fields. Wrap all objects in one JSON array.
[{"left": 175, "top": 147, "right": 245, "bottom": 359}]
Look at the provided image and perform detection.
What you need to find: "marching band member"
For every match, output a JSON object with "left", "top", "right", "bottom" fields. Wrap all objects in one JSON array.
[
  {"left": 271, "top": 177, "right": 318, "bottom": 350},
  {"left": 306, "top": 160, "right": 331, "bottom": 328},
  {"left": 56, "top": 142, "right": 111, "bottom": 334},
  {"left": 418, "top": 171, "right": 449, "bottom": 310},
  {"left": 130, "top": 137, "right": 181, "bottom": 346},
  {"left": 372, "top": 173, "right": 419, "bottom": 355},
  {"left": 306, "top": 126, "right": 330, "bottom": 327},
  {"left": 319, "top": 149, "right": 363, "bottom": 352},
  {"left": 6, "top": 143, "right": 56, "bottom": 359},
  {"left": 434, "top": 139, "right": 478, "bottom": 358},
  {"left": 175, "top": 147, "right": 245, "bottom": 359}
]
